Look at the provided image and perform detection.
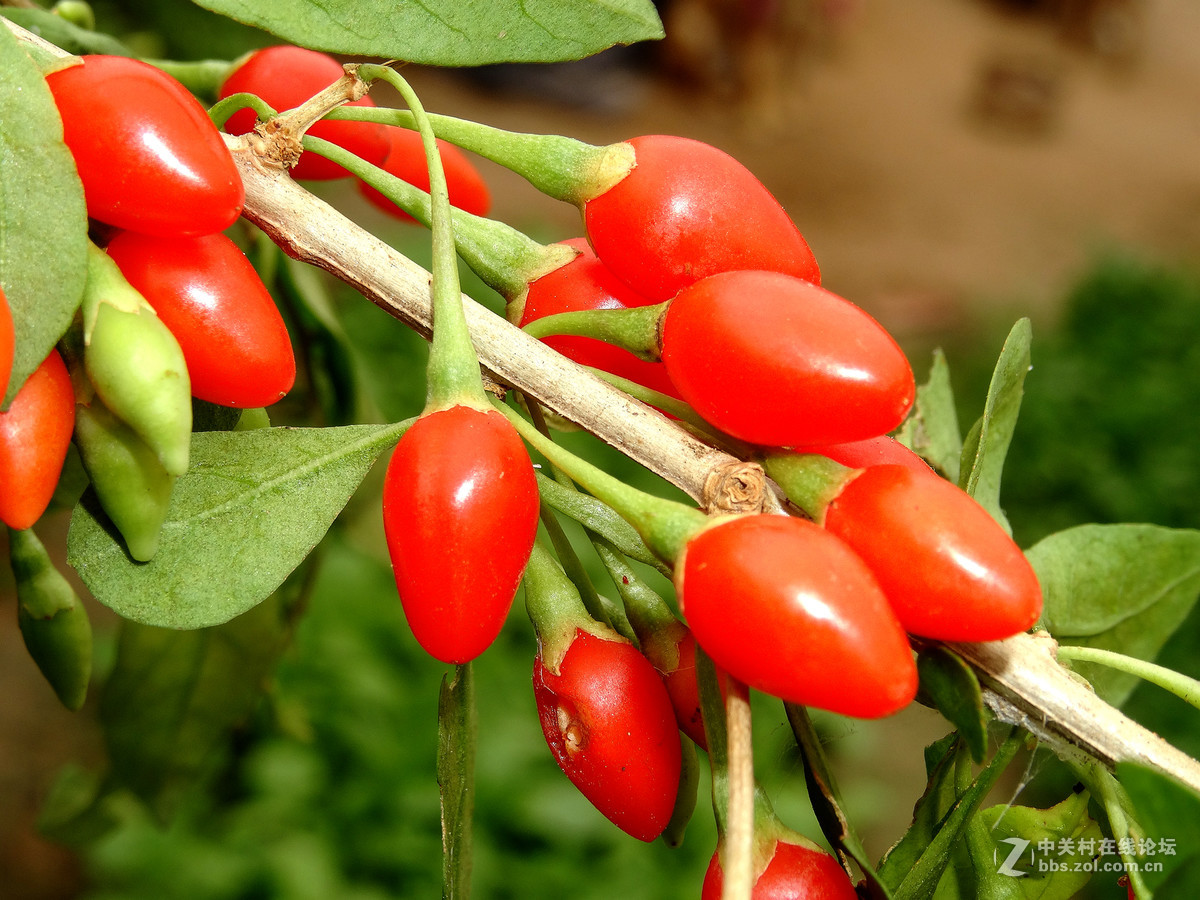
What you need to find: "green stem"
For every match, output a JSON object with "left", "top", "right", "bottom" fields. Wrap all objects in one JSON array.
[
  {"left": 208, "top": 92, "right": 276, "bottom": 129},
  {"left": 539, "top": 501, "right": 616, "bottom": 633},
  {"left": 583, "top": 367, "right": 710, "bottom": 433},
  {"left": 301, "top": 133, "right": 573, "bottom": 300},
  {"left": 1056, "top": 645, "right": 1200, "bottom": 711},
  {"left": 533, "top": 473, "right": 669, "bottom": 575},
  {"left": 438, "top": 662, "right": 476, "bottom": 900},
  {"left": 522, "top": 304, "right": 667, "bottom": 361},
  {"left": 144, "top": 58, "right": 232, "bottom": 98},
  {"left": 327, "top": 106, "right": 634, "bottom": 206},
  {"left": 523, "top": 533, "right": 606, "bottom": 669},
  {"left": 356, "top": 65, "right": 482, "bottom": 412},
  {"left": 490, "top": 398, "right": 711, "bottom": 566}
]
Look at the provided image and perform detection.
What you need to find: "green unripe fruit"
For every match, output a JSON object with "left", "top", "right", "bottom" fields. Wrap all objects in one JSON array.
[
  {"left": 9, "top": 527, "right": 93, "bottom": 711},
  {"left": 74, "top": 400, "right": 177, "bottom": 562},
  {"left": 82, "top": 243, "right": 191, "bottom": 476}
]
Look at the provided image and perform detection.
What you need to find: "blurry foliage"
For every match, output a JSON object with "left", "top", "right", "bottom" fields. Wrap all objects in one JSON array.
[{"left": 986, "top": 254, "right": 1200, "bottom": 547}]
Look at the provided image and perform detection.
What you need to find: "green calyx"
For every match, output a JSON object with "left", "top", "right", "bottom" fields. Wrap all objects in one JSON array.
[
  {"left": 328, "top": 105, "right": 635, "bottom": 207},
  {"left": 491, "top": 397, "right": 711, "bottom": 566},
  {"left": 74, "top": 399, "right": 177, "bottom": 562},
  {"left": 523, "top": 534, "right": 620, "bottom": 674},
  {"left": 82, "top": 242, "right": 191, "bottom": 476},
  {"left": 520, "top": 301, "right": 668, "bottom": 362},
  {"left": 760, "top": 452, "right": 860, "bottom": 521},
  {"left": 9, "top": 527, "right": 93, "bottom": 711}
]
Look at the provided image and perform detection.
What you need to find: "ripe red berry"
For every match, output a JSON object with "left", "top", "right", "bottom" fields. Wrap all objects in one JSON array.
[
  {"left": 702, "top": 838, "right": 858, "bottom": 900},
  {"left": 533, "top": 628, "right": 682, "bottom": 842},
  {"left": 382, "top": 405, "right": 539, "bottom": 663},
  {"left": 359, "top": 127, "right": 492, "bottom": 223},
  {"left": 46, "top": 55, "right": 244, "bottom": 236},
  {"left": 520, "top": 239, "right": 681, "bottom": 400},
  {"left": 794, "top": 435, "right": 934, "bottom": 476},
  {"left": 0, "top": 286, "right": 13, "bottom": 402},
  {"left": 584, "top": 135, "right": 820, "bottom": 302},
  {"left": 822, "top": 464, "right": 1043, "bottom": 641},
  {"left": 0, "top": 350, "right": 75, "bottom": 530},
  {"left": 219, "top": 45, "right": 390, "bottom": 181},
  {"left": 105, "top": 231, "right": 296, "bottom": 408},
  {"left": 676, "top": 515, "right": 917, "bottom": 718},
  {"left": 661, "top": 270, "right": 915, "bottom": 447}
]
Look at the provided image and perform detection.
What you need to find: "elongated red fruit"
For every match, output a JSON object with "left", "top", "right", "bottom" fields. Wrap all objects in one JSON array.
[
  {"left": 359, "top": 127, "right": 492, "bottom": 223},
  {"left": 676, "top": 515, "right": 916, "bottom": 718},
  {"left": 382, "top": 405, "right": 538, "bottom": 663},
  {"left": 584, "top": 135, "right": 820, "bottom": 302},
  {"left": 520, "top": 239, "right": 680, "bottom": 399},
  {"left": 702, "top": 838, "right": 858, "bottom": 900},
  {"left": 661, "top": 270, "right": 914, "bottom": 447},
  {"left": 0, "top": 286, "right": 13, "bottom": 402},
  {"left": 219, "top": 45, "right": 389, "bottom": 181},
  {"left": 105, "top": 231, "right": 295, "bottom": 408},
  {"left": 794, "top": 435, "right": 934, "bottom": 476},
  {"left": 0, "top": 350, "right": 75, "bottom": 530},
  {"left": 46, "top": 55, "right": 244, "bottom": 235},
  {"left": 822, "top": 464, "right": 1043, "bottom": 641},
  {"left": 533, "top": 629, "right": 682, "bottom": 841}
]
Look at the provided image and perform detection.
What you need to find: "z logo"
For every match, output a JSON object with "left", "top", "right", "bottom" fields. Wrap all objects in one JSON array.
[{"left": 996, "top": 837, "right": 1031, "bottom": 877}]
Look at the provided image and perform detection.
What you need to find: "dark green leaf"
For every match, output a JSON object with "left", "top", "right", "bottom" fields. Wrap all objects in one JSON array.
[
  {"left": 438, "top": 662, "right": 476, "bottom": 900},
  {"left": 917, "top": 648, "right": 988, "bottom": 763},
  {"left": 1028, "top": 524, "right": 1200, "bottom": 706},
  {"left": 0, "top": 21, "right": 88, "bottom": 407},
  {"left": 959, "top": 318, "right": 1033, "bottom": 533},
  {"left": 99, "top": 590, "right": 290, "bottom": 819},
  {"left": 883, "top": 732, "right": 1023, "bottom": 900},
  {"left": 879, "top": 735, "right": 965, "bottom": 890},
  {"left": 896, "top": 349, "right": 962, "bottom": 482},
  {"left": 785, "top": 703, "right": 894, "bottom": 898},
  {"left": 189, "top": 0, "right": 665, "bottom": 66},
  {"left": 934, "top": 792, "right": 1103, "bottom": 900},
  {"left": 67, "top": 422, "right": 408, "bottom": 629},
  {"left": 1114, "top": 762, "right": 1200, "bottom": 894}
]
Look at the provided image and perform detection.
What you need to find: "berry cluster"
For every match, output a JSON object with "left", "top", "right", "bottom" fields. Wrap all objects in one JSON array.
[{"left": 1, "top": 54, "right": 294, "bottom": 562}]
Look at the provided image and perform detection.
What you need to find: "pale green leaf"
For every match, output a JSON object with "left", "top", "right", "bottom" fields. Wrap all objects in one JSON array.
[
  {"left": 960, "top": 319, "right": 1033, "bottom": 534},
  {"left": 0, "top": 21, "right": 87, "bottom": 406},
  {"left": 189, "top": 0, "right": 665, "bottom": 65},
  {"left": 1028, "top": 523, "right": 1200, "bottom": 706},
  {"left": 67, "top": 422, "right": 407, "bottom": 630}
]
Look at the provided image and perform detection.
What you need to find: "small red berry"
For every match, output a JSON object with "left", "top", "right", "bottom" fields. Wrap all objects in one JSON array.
[
  {"left": 822, "top": 464, "right": 1043, "bottom": 641},
  {"left": 702, "top": 838, "right": 858, "bottom": 900},
  {"left": 585, "top": 135, "right": 820, "bottom": 302},
  {"left": 359, "top": 127, "right": 492, "bottom": 223},
  {"left": 46, "top": 55, "right": 244, "bottom": 236},
  {"left": 533, "top": 629, "right": 682, "bottom": 841},
  {"left": 0, "top": 350, "right": 75, "bottom": 530}
]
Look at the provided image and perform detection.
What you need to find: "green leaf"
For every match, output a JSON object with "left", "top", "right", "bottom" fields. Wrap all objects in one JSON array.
[
  {"left": 98, "top": 589, "right": 291, "bottom": 819},
  {"left": 917, "top": 648, "right": 988, "bottom": 763},
  {"left": 896, "top": 349, "right": 962, "bottom": 482},
  {"left": 1028, "top": 523, "right": 1200, "bottom": 706},
  {"left": 0, "top": 9, "right": 133, "bottom": 57},
  {"left": 1115, "top": 762, "right": 1200, "bottom": 894},
  {"left": 67, "top": 422, "right": 408, "bottom": 630},
  {"left": 189, "top": 0, "right": 665, "bottom": 66},
  {"left": 935, "top": 792, "right": 1103, "bottom": 900},
  {"left": 785, "top": 703, "right": 894, "bottom": 898},
  {"left": 959, "top": 319, "right": 1033, "bottom": 534},
  {"left": 0, "top": 21, "right": 88, "bottom": 407}
]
